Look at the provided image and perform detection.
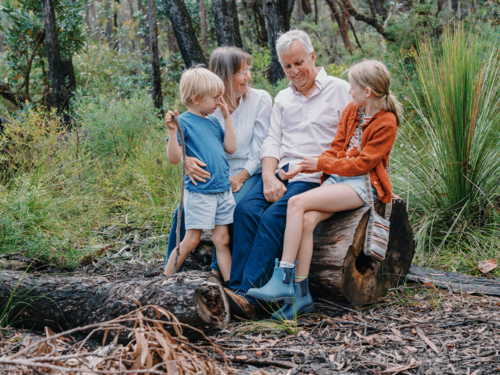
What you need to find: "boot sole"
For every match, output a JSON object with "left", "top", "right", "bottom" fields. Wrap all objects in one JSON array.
[
  {"left": 246, "top": 290, "right": 294, "bottom": 303},
  {"left": 272, "top": 303, "right": 315, "bottom": 321}
]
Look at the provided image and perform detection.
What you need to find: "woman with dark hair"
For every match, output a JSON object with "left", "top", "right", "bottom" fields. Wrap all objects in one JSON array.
[{"left": 164, "top": 46, "right": 272, "bottom": 281}]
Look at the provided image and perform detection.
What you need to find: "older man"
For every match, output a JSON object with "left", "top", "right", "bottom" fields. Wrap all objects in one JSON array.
[{"left": 226, "top": 30, "right": 351, "bottom": 319}]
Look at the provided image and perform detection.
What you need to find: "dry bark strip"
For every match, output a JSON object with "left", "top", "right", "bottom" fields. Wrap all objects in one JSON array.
[
  {"left": 0, "top": 270, "right": 229, "bottom": 332},
  {"left": 407, "top": 265, "right": 500, "bottom": 297}
]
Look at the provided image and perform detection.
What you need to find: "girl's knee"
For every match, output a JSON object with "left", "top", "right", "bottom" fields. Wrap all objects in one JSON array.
[
  {"left": 288, "top": 194, "right": 305, "bottom": 211},
  {"left": 303, "top": 212, "right": 319, "bottom": 232}
]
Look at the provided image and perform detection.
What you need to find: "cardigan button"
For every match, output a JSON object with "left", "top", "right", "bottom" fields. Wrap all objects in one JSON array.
[{"left": 374, "top": 181, "right": 377, "bottom": 184}]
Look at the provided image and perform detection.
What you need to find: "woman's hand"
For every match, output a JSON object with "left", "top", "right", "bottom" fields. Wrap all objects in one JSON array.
[
  {"left": 280, "top": 165, "right": 304, "bottom": 180},
  {"left": 300, "top": 157, "right": 319, "bottom": 171},
  {"left": 218, "top": 95, "right": 230, "bottom": 119},
  {"left": 164, "top": 110, "right": 179, "bottom": 131},
  {"left": 229, "top": 170, "right": 250, "bottom": 193},
  {"left": 186, "top": 157, "right": 211, "bottom": 186}
]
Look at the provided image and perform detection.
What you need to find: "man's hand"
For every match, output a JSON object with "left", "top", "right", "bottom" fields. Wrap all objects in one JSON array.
[
  {"left": 164, "top": 110, "right": 179, "bottom": 131},
  {"left": 263, "top": 174, "right": 287, "bottom": 203},
  {"left": 300, "top": 157, "right": 319, "bottom": 171},
  {"left": 186, "top": 157, "right": 211, "bottom": 186},
  {"left": 280, "top": 165, "right": 304, "bottom": 180}
]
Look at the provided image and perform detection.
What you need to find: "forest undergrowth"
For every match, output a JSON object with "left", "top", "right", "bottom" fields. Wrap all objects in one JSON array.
[{"left": 0, "top": 20, "right": 499, "bottom": 278}]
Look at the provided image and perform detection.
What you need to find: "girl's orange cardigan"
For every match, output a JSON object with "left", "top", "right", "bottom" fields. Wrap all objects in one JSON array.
[{"left": 316, "top": 102, "right": 397, "bottom": 204}]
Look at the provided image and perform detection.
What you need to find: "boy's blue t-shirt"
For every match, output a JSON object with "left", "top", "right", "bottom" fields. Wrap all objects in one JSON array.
[{"left": 174, "top": 112, "right": 230, "bottom": 193}]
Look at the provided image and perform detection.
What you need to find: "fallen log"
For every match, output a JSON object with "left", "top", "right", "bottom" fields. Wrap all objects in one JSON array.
[
  {"left": 0, "top": 270, "right": 229, "bottom": 332},
  {"left": 310, "top": 199, "right": 415, "bottom": 305},
  {"left": 198, "top": 198, "right": 415, "bottom": 306},
  {"left": 407, "top": 265, "right": 500, "bottom": 297}
]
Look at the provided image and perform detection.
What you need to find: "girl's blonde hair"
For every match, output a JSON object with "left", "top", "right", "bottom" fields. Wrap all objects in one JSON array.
[
  {"left": 348, "top": 60, "right": 403, "bottom": 127},
  {"left": 179, "top": 66, "right": 225, "bottom": 107},
  {"left": 209, "top": 46, "right": 252, "bottom": 111}
]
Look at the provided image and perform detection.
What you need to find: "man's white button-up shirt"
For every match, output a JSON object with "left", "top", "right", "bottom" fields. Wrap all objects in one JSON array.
[{"left": 258, "top": 67, "right": 352, "bottom": 184}]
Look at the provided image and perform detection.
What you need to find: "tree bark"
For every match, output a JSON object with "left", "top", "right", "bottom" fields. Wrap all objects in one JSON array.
[
  {"left": 162, "top": 0, "right": 207, "bottom": 67},
  {"left": 148, "top": 0, "right": 163, "bottom": 110},
  {"left": 198, "top": 199, "right": 415, "bottom": 306},
  {"left": 199, "top": 0, "right": 209, "bottom": 49},
  {"left": 325, "top": 0, "right": 354, "bottom": 53},
  {"left": 264, "top": 0, "right": 290, "bottom": 83},
  {"left": 40, "top": 0, "right": 69, "bottom": 114},
  {"left": 0, "top": 271, "right": 230, "bottom": 332},
  {"left": 340, "top": 0, "right": 393, "bottom": 41},
  {"left": 212, "top": 0, "right": 243, "bottom": 48}
]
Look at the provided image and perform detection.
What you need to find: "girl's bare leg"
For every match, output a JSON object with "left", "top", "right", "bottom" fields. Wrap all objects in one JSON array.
[
  {"left": 164, "top": 229, "right": 202, "bottom": 275},
  {"left": 211, "top": 225, "right": 231, "bottom": 282},
  {"left": 281, "top": 184, "right": 366, "bottom": 274}
]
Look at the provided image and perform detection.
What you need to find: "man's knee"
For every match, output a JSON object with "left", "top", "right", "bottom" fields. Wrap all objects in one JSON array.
[{"left": 234, "top": 197, "right": 260, "bottom": 223}]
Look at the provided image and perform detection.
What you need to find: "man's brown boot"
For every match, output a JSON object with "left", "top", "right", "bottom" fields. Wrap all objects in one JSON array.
[{"left": 224, "top": 288, "right": 256, "bottom": 320}]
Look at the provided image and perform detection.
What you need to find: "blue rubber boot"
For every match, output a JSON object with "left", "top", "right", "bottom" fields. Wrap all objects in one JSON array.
[
  {"left": 246, "top": 259, "right": 296, "bottom": 303},
  {"left": 271, "top": 278, "right": 314, "bottom": 321}
]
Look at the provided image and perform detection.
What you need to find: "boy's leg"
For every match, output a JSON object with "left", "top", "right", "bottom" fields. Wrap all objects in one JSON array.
[
  {"left": 210, "top": 173, "right": 261, "bottom": 275},
  {"left": 164, "top": 229, "right": 202, "bottom": 275},
  {"left": 164, "top": 204, "right": 187, "bottom": 269},
  {"left": 238, "top": 181, "right": 319, "bottom": 294},
  {"left": 211, "top": 225, "right": 231, "bottom": 281}
]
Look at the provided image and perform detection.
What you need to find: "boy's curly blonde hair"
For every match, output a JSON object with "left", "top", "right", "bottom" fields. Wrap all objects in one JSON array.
[{"left": 179, "top": 66, "right": 225, "bottom": 107}]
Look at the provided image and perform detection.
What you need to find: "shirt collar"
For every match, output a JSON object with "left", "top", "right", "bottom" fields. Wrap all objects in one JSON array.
[{"left": 288, "top": 67, "right": 327, "bottom": 94}]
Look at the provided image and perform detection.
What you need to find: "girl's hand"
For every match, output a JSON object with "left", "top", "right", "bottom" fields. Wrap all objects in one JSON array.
[
  {"left": 300, "top": 157, "right": 319, "bottom": 171},
  {"left": 165, "top": 110, "right": 179, "bottom": 131},
  {"left": 218, "top": 96, "right": 230, "bottom": 119},
  {"left": 281, "top": 165, "right": 304, "bottom": 180}
]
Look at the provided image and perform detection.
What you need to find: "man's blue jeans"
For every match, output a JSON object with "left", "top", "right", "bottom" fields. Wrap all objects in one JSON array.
[
  {"left": 229, "top": 177, "right": 319, "bottom": 294},
  {"left": 164, "top": 173, "right": 262, "bottom": 271}
]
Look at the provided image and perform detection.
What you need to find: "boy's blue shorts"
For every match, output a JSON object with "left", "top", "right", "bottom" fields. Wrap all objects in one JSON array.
[{"left": 183, "top": 188, "right": 235, "bottom": 230}]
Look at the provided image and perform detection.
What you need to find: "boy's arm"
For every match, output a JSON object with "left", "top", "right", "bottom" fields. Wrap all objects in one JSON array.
[
  {"left": 218, "top": 96, "right": 237, "bottom": 154},
  {"left": 165, "top": 110, "right": 182, "bottom": 164},
  {"left": 167, "top": 130, "right": 182, "bottom": 164}
]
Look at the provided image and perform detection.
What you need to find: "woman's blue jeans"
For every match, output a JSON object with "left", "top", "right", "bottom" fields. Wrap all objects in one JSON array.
[{"left": 164, "top": 173, "right": 262, "bottom": 273}]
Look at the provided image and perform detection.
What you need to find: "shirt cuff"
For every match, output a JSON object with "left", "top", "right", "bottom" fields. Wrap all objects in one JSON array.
[
  {"left": 259, "top": 145, "right": 280, "bottom": 161},
  {"left": 242, "top": 160, "right": 260, "bottom": 176}
]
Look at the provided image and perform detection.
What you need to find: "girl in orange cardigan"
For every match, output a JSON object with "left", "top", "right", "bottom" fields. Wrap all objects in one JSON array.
[{"left": 247, "top": 60, "right": 402, "bottom": 320}]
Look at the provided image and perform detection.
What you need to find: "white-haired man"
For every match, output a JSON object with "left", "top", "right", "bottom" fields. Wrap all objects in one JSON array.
[{"left": 226, "top": 30, "right": 351, "bottom": 319}]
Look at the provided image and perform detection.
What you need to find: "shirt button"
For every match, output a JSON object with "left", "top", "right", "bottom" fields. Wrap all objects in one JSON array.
[{"left": 374, "top": 182, "right": 377, "bottom": 184}]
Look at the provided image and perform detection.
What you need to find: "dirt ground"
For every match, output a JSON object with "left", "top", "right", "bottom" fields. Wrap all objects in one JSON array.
[{"left": 2, "top": 256, "right": 499, "bottom": 374}]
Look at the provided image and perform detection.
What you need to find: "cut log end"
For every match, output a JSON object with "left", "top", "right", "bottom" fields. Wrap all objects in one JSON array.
[
  {"left": 310, "top": 199, "right": 415, "bottom": 305},
  {"left": 195, "top": 274, "right": 230, "bottom": 329}
]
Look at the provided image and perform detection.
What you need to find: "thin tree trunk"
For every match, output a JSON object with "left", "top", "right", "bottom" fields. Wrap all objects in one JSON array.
[
  {"left": 297, "top": 0, "right": 303, "bottom": 22},
  {"left": 148, "top": 0, "right": 163, "bottom": 110},
  {"left": 314, "top": 0, "right": 318, "bottom": 23},
  {"left": 264, "top": 0, "right": 290, "bottom": 83},
  {"left": 212, "top": 0, "right": 243, "bottom": 47},
  {"left": 199, "top": 0, "right": 208, "bottom": 50},
  {"left": 105, "top": 1, "right": 114, "bottom": 48},
  {"left": 325, "top": 0, "right": 354, "bottom": 53},
  {"left": 138, "top": 0, "right": 150, "bottom": 54},
  {"left": 40, "top": 0, "right": 69, "bottom": 113},
  {"left": 128, "top": 0, "right": 137, "bottom": 51},
  {"left": 162, "top": 0, "right": 207, "bottom": 67}
]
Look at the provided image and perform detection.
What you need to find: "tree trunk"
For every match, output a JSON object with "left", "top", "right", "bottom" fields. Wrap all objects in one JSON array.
[
  {"left": 199, "top": 0, "right": 209, "bottom": 50},
  {"left": 128, "top": 0, "right": 137, "bottom": 51},
  {"left": 198, "top": 199, "right": 415, "bottom": 306},
  {"left": 264, "top": 0, "right": 290, "bottom": 83},
  {"left": 138, "top": 0, "right": 150, "bottom": 54},
  {"left": 40, "top": 0, "right": 69, "bottom": 114},
  {"left": 253, "top": 0, "right": 269, "bottom": 43},
  {"left": 325, "top": 0, "right": 354, "bottom": 53},
  {"left": 212, "top": 0, "right": 243, "bottom": 48},
  {"left": 162, "top": 0, "right": 207, "bottom": 67},
  {"left": 148, "top": 0, "right": 163, "bottom": 110},
  {"left": 0, "top": 271, "right": 229, "bottom": 332}
]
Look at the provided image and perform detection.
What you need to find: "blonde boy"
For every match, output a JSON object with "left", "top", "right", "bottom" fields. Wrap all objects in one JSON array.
[{"left": 164, "top": 67, "right": 237, "bottom": 281}]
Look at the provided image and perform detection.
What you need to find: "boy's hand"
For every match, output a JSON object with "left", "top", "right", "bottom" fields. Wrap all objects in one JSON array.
[
  {"left": 281, "top": 165, "right": 304, "bottom": 180},
  {"left": 218, "top": 96, "right": 230, "bottom": 119},
  {"left": 300, "top": 157, "right": 319, "bottom": 171},
  {"left": 165, "top": 110, "right": 179, "bottom": 131}
]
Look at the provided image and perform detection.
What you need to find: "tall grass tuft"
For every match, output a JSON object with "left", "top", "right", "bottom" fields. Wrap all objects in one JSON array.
[{"left": 392, "top": 26, "right": 500, "bottom": 271}]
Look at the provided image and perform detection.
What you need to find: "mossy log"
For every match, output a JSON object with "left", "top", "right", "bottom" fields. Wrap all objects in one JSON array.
[
  {"left": 198, "top": 199, "right": 415, "bottom": 306},
  {"left": 0, "top": 271, "right": 229, "bottom": 332}
]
